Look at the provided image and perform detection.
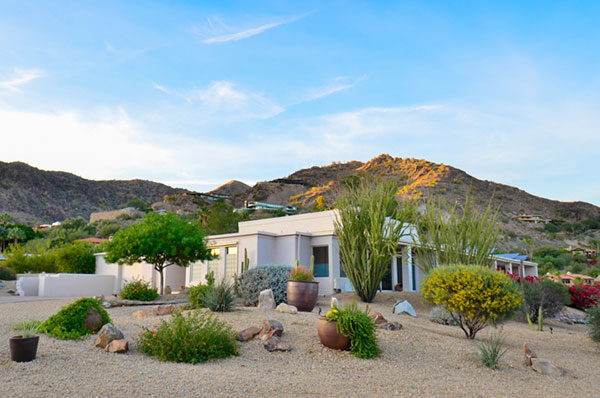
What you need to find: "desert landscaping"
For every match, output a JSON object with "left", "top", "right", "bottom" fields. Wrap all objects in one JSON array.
[{"left": 1, "top": 291, "right": 597, "bottom": 398}]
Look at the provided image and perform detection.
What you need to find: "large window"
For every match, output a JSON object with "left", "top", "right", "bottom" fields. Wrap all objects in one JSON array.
[
  {"left": 207, "top": 248, "right": 220, "bottom": 280},
  {"left": 224, "top": 246, "right": 238, "bottom": 281},
  {"left": 313, "top": 246, "right": 329, "bottom": 277},
  {"left": 191, "top": 261, "right": 203, "bottom": 283}
]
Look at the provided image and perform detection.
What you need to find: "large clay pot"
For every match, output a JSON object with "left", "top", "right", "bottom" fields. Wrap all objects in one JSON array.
[
  {"left": 9, "top": 335, "right": 39, "bottom": 362},
  {"left": 287, "top": 280, "right": 319, "bottom": 312},
  {"left": 318, "top": 317, "right": 350, "bottom": 350}
]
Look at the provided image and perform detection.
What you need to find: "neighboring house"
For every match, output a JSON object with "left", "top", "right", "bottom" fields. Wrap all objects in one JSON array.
[
  {"left": 514, "top": 214, "right": 551, "bottom": 224},
  {"left": 186, "top": 210, "right": 539, "bottom": 296},
  {"left": 89, "top": 207, "right": 141, "bottom": 223},
  {"left": 566, "top": 246, "right": 597, "bottom": 258},
  {"left": 546, "top": 271, "right": 596, "bottom": 285},
  {"left": 493, "top": 253, "right": 538, "bottom": 277}
]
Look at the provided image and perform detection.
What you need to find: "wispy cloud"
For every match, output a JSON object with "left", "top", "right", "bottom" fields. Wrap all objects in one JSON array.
[
  {"left": 192, "top": 14, "right": 308, "bottom": 44},
  {"left": 0, "top": 68, "right": 44, "bottom": 92},
  {"left": 291, "top": 75, "right": 366, "bottom": 105}
]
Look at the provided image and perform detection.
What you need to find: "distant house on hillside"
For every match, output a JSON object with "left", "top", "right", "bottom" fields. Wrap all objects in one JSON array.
[
  {"left": 566, "top": 246, "right": 597, "bottom": 258},
  {"left": 514, "top": 214, "right": 551, "bottom": 224},
  {"left": 546, "top": 271, "right": 596, "bottom": 285}
]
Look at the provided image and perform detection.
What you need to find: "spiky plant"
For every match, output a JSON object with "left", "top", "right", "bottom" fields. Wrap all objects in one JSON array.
[{"left": 203, "top": 279, "right": 235, "bottom": 312}]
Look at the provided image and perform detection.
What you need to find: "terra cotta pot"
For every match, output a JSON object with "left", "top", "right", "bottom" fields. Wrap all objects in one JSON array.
[
  {"left": 317, "top": 317, "right": 350, "bottom": 350},
  {"left": 287, "top": 280, "right": 319, "bottom": 312},
  {"left": 9, "top": 335, "right": 39, "bottom": 362}
]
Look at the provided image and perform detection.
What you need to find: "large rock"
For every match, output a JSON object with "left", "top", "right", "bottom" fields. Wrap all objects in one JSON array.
[
  {"left": 132, "top": 310, "right": 154, "bottom": 319},
  {"left": 523, "top": 344, "right": 537, "bottom": 366},
  {"left": 263, "top": 336, "right": 290, "bottom": 352},
  {"left": 106, "top": 339, "right": 129, "bottom": 353},
  {"left": 259, "top": 319, "right": 284, "bottom": 341},
  {"left": 369, "top": 312, "right": 387, "bottom": 325},
  {"left": 379, "top": 322, "right": 403, "bottom": 331},
  {"left": 153, "top": 305, "right": 175, "bottom": 316},
  {"left": 392, "top": 300, "right": 416, "bottom": 317},
  {"left": 85, "top": 306, "right": 104, "bottom": 332},
  {"left": 237, "top": 327, "right": 261, "bottom": 341},
  {"left": 94, "top": 323, "right": 124, "bottom": 349},
  {"left": 257, "top": 289, "right": 275, "bottom": 311},
  {"left": 276, "top": 303, "right": 298, "bottom": 314},
  {"left": 531, "top": 358, "right": 568, "bottom": 377}
]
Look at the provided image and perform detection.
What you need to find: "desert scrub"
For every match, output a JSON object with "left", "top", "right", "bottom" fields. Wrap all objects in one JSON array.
[
  {"left": 587, "top": 305, "right": 600, "bottom": 343},
  {"left": 327, "top": 301, "right": 378, "bottom": 359},
  {"left": 522, "top": 278, "right": 568, "bottom": 323},
  {"left": 236, "top": 265, "right": 292, "bottom": 306},
  {"left": 421, "top": 265, "right": 523, "bottom": 339},
  {"left": 203, "top": 279, "right": 235, "bottom": 312},
  {"left": 479, "top": 332, "right": 508, "bottom": 369},
  {"left": 137, "top": 310, "right": 239, "bottom": 364},
  {"left": 120, "top": 278, "right": 159, "bottom": 301},
  {"left": 38, "top": 298, "right": 111, "bottom": 340},
  {"left": 0, "top": 265, "right": 16, "bottom": 280}
]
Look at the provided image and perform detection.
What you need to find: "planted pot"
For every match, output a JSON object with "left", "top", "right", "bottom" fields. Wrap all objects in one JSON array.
[
  {"left": 317, "top": 317, "right": 350, "bottom": 350},
  {"left": 9, "top": 335, "right": 39, "bottom": 362},
  {"left": 287, "top": 280, "right": 319, "bottom": 312}
]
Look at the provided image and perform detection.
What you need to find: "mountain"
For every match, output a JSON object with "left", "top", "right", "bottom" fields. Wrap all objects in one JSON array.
[{"left": 0, "top": 161, "right": 186, "bottom": 224}]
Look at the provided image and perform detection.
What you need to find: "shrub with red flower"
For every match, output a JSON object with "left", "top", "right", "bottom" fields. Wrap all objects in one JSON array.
[
  {"left": 569, "top": 283, "right": 600, "bottom": 308},
  {"left": 507, "top": 273, "right": 540, "bottom": 284}
]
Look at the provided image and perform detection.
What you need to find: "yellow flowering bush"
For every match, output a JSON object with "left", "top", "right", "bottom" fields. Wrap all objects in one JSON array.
[{"left": 421, "top": 265, "right": 523, "bottom": 339}]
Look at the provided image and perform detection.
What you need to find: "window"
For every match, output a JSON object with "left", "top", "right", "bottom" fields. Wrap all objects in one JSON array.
[
  {"left": 207, "top": 248, "right": 220, "bottom": 280},
  {"left": 225, "top": 246, "right": 238, "bottom": 281},
  {"left": 191, "top": 261, "right": 203, "bottom": 283},
  {"left": 313, "top": 246, "right": 329, "bottom": 277}
]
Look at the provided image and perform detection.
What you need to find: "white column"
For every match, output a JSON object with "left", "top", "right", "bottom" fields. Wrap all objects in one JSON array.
[
  {"left": 391, "top": 255, "right": 398, "bottom": 289},
  {"left": 408, "top": 245, "right": 414, "bottom": 292}
]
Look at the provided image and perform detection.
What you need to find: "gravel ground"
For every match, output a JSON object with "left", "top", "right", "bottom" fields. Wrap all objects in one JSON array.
[{"left": 1, "top": 292, "right": 597, "bottom": 398}]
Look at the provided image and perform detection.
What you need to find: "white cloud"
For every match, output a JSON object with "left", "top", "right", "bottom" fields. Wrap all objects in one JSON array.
[
  {"left": 0, "top": 68, "right": 44, "bottom": 92},
  {"left": 291, "top": 75, "right": 366, "bottom": 105},
  {"left": 192, "top": 14, "right": 307, "bottom": 44}
]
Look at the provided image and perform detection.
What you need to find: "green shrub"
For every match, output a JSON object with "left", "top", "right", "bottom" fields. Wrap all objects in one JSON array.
[
  {"left": 327, "top": 301, "right": 378, "bottom": 359},
  {"left": 0, "top": 265, "right": 16, "bottom": 280},
  {"left": 55, "top": 242, "right": 96, "bottom": 273},
  {"left": 120, "top": 278, "right": 158, "bottom": 301},
  {"left": 236, "top": 265, "right": 292, "bottom": 306},
  {"left": 3, "top": 246, "right": 58, "bottom": 273},
  {"left": 421, "top": 265, "right": 523, "bottom": 339},
  {"left": 429, "top": 306, "right": 459, "bottom": 326},
  {"left": 137, "top": 309, "right": 239, "bottom": 363},
  {"left": 98, "top": 224, "right": 121, "bottom": 239},
  {"left": 588, "top": 305, "right": 600, "bottom": 343},
  {"left": 479, "top": 332, "right": 508, "bottom": 369},
  {"left": 522, "top": 279, "right": 569, "bottom": 323},
  {"left": 39, "top": 298, "right": 111, "bottom": 340},
  {"left": 188, "top": 284, "right": 212, "bottom": 308},
  {"left": 203, "top": 279, "right": 235, "bottom": 312}
]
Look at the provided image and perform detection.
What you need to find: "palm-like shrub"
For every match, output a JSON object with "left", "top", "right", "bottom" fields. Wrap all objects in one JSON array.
[
  {"left": 236, "top": 265, "right": 292, "bottom": 306},
  {"left": 203, "top": 279, "right": 235, "bottom": 312},
  {"left": 421, "top": 265, "right": 523, "bottom": 339},
  {"left": 479, "top": 332, "right": 508, "bottom": 369}
]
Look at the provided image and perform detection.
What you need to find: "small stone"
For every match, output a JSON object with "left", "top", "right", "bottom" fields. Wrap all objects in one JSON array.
[
  {"left": 94, "top": 323, "right": 124, "bottom": 348},
  {"left": 379, "top": 322, "right": 403, "bottom": 331},
  {"left": 105, "top": 339, "right": 129, "bottom": 353},
  {"left": 132, "top": 310, "right": 154, "bottom": 319},
  {"left": 369, "top": 312, "right": 387, "bottom": 325},
  {"left": 392, "top": 300, "right": 416, "bottom": 317},
  {"left": 531, "top": 358, "right": 568, "bottom": 377},
  {"left": 237, "top": 327, "right": 261, "bottom": 341},
  {"left": 523, "top": 344, "right": 537, "bottom": 366},
  {"left": 153, "top": 305, "right": 175, "bottom": 316},
  {"left": 163, "top": 285, "right": 172, "bottom": 295},
  {"left": 85, "top": 306, "right": 104, "bottom": 332},
  {"left": 259, "top": 319, "right": 284, "bottom": 341},
  {"left": 257, "top": 289, "right": 275, "bottom": 311},
  {"left": 263, "top": 336, "right": 290, "bottom": 352},
  {"left": 276, "top": 303, "right": 298, "bottom": 314}
]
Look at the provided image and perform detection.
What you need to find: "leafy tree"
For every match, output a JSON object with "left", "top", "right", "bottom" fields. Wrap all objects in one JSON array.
[
  {"left": 200, "top": 203, "right": 248, "bottom": 235},
  {"left": 55, "top": 242, "right": 96, "bottom": 274},
  {"left": 334, "top": 179, "right": 416, "bottom": 303},
  {"left": 7, "top": 228, "right": 26, "bottom": 248},
  {"left": 0, "top": 212, "right": 15, "bottom": 228},
  {"left": 416, "top": 193, "right": 500, "bottom": 273},
  {"left": 123, "top": 197, "right": 152, "bottom": 212},
  {"left": 105, "top": 212, "right": 212, "bottom": 294},
  {"left": 46, "top": 217, "right": 96, "bottom": 246}
]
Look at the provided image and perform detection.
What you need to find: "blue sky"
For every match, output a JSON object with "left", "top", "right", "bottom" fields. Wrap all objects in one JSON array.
[{"left": 1, "top": 1, "right": 599, "bottom": 205}]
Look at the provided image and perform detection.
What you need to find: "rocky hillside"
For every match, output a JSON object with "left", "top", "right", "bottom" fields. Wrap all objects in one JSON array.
[{"left": 0, "top": 161, "right": 186, "bottom": 224}]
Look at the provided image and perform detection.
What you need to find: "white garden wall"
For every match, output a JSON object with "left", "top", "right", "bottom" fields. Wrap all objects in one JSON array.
[{"left": 38, "top": 273, "right": 115, "bottom": 297}]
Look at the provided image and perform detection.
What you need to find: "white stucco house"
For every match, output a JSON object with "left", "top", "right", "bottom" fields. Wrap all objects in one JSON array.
[{"left": 185, "top": 210, "right": 538, "bottom": 296}]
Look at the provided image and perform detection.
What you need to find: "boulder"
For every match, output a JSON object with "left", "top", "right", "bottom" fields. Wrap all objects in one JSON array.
[
  {"left": 257, "top": 289, "right": 275, "bottom": 311},
  {"left": 105, "top": 339, "right": 129, "bottom": 353},
  {"left": 276, "top": 303, "right": 298, "bottom": 314},
  {"left": 523, "top": 344, "right": 537, "bottom": 366},
  {"left": 531, "top": 358, "right": 568, "bottom": 377},
  {"left": 392, "top": 300, "right": 416, "bottom": 317},
  {"left": 379, "top": 322, "right": 403, "bottom": 331},
  {"left": 85, "top": 306, "right": 104, "bottom": 332},
  {"left": 263, "top": 336, "right": 290, "bottom": 352},
  {"left": 237, "top": 327, "right": 261, "bottom": 341},
  {"left": 153, "top": 305, "right": 175, "bottom": 316},
  {"left": 132, "top": 310, "right": 154, "bottom": 319},
  {"left": 259, "top": 319, "right": 284, "bottom": 341},
  {"left": 94, "top": 323, "right": 124, "bottom": 349},
  {"left": 369, "top": 312, "right": 387, "bottom": 325}
]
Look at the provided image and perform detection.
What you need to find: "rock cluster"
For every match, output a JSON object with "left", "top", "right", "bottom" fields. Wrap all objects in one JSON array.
[
  {"left": 237, "top": 318, "right": 290, "bottom": 352},
  {"left": 94, "top": 323, "right": 128, "bottom": 354},
  {"left": 523, "top": 344, "right": 572, "bottom": 377}
]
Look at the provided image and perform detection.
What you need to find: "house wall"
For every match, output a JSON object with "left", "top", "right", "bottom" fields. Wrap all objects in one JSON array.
[{"left": 238, "top": 210, "right": 338, "bottom": 235}]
